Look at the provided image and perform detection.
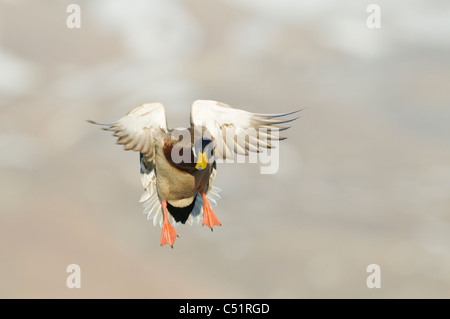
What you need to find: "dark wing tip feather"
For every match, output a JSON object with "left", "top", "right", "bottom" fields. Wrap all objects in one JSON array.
[
  {"left": 257, "top": 116, "right": 300, "bottom": 126},
  {"left": 87, "top": 119, "right": 117, "bottom": 130},
  {"left": 255, "top": 109, "right": 302, "bottom": 119}
]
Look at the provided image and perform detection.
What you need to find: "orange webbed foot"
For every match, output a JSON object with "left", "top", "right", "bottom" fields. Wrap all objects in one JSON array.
[
  {"left": 160, "top": 200, "right": 178, "bottom": 248},
  {"left": 201, "top": 193, "right": 221, "bottom": 231}
]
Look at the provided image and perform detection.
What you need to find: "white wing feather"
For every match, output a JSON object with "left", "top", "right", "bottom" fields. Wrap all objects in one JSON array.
[
  {"left": 189, "top": 100, "right": 298, "bottom": 160},
  {"left": 89, "top": 103, "right": 167, "bottom": 160}
]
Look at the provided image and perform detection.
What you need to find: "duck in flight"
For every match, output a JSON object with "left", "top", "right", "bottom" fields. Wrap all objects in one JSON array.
[{"left": 89, "top": 100, "right": 298, "bottom": 247}]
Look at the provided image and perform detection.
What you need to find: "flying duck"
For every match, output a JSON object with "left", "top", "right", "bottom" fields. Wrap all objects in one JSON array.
[{"left": 89, "top": 100, "right": 298, "bottom": 247}]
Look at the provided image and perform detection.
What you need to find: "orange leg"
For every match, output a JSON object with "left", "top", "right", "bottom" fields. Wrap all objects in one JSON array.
[
  {"left": 201, "top": 193, "right": 221, "bottom": 231},
  {"left": 160, "top": 200, "right": 178, "bottom": 248}
]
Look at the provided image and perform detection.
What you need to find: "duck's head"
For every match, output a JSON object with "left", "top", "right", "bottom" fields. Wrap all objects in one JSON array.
[{"left": 192, "top": 138, "right": 214, "bottom": 171}]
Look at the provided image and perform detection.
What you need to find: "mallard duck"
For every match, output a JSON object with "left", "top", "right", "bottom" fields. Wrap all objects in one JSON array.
[{"left": 89, "top": 100, "right": 298, "bottom": 247}]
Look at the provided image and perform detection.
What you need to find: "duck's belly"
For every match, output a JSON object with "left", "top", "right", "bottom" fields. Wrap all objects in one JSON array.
[{"left": 155, "top": 153, "right": 197, "bottom": 201}]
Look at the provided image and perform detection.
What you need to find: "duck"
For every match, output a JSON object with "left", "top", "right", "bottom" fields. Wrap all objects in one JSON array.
[{"left": 89, "top": 100, "right": 298, "bottom": 247}]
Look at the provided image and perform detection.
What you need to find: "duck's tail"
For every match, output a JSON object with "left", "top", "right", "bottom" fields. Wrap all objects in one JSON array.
[{"left": 140, "top": 187, "right": 221, "bottom": 227}]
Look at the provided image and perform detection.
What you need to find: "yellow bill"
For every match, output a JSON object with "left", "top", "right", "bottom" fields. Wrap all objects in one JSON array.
[{"left": 195, "top": 152, "right": 208, "bottom": 170}]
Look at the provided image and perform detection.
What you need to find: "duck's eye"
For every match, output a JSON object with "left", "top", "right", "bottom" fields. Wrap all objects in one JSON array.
[{"left": 209, "top": 148, "right": 214, "bottom": 157}]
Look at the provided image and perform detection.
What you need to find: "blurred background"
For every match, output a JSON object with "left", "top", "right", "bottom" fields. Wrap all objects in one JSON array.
[{"left": 0, "top": 0, "right": 449, "bottom": 298}]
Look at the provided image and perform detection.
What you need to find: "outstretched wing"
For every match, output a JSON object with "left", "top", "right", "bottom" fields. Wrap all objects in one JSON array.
[
  {"left": 88, "top": 102, "right": 167, "bottom": 161},
  {"left": 189, "top": 100, "right": 299, "bottom": 160}
]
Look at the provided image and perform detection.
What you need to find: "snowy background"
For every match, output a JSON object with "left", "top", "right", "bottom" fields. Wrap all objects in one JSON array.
[{"left": 0, "top": 0, "right": 449, "bottom": 298}]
